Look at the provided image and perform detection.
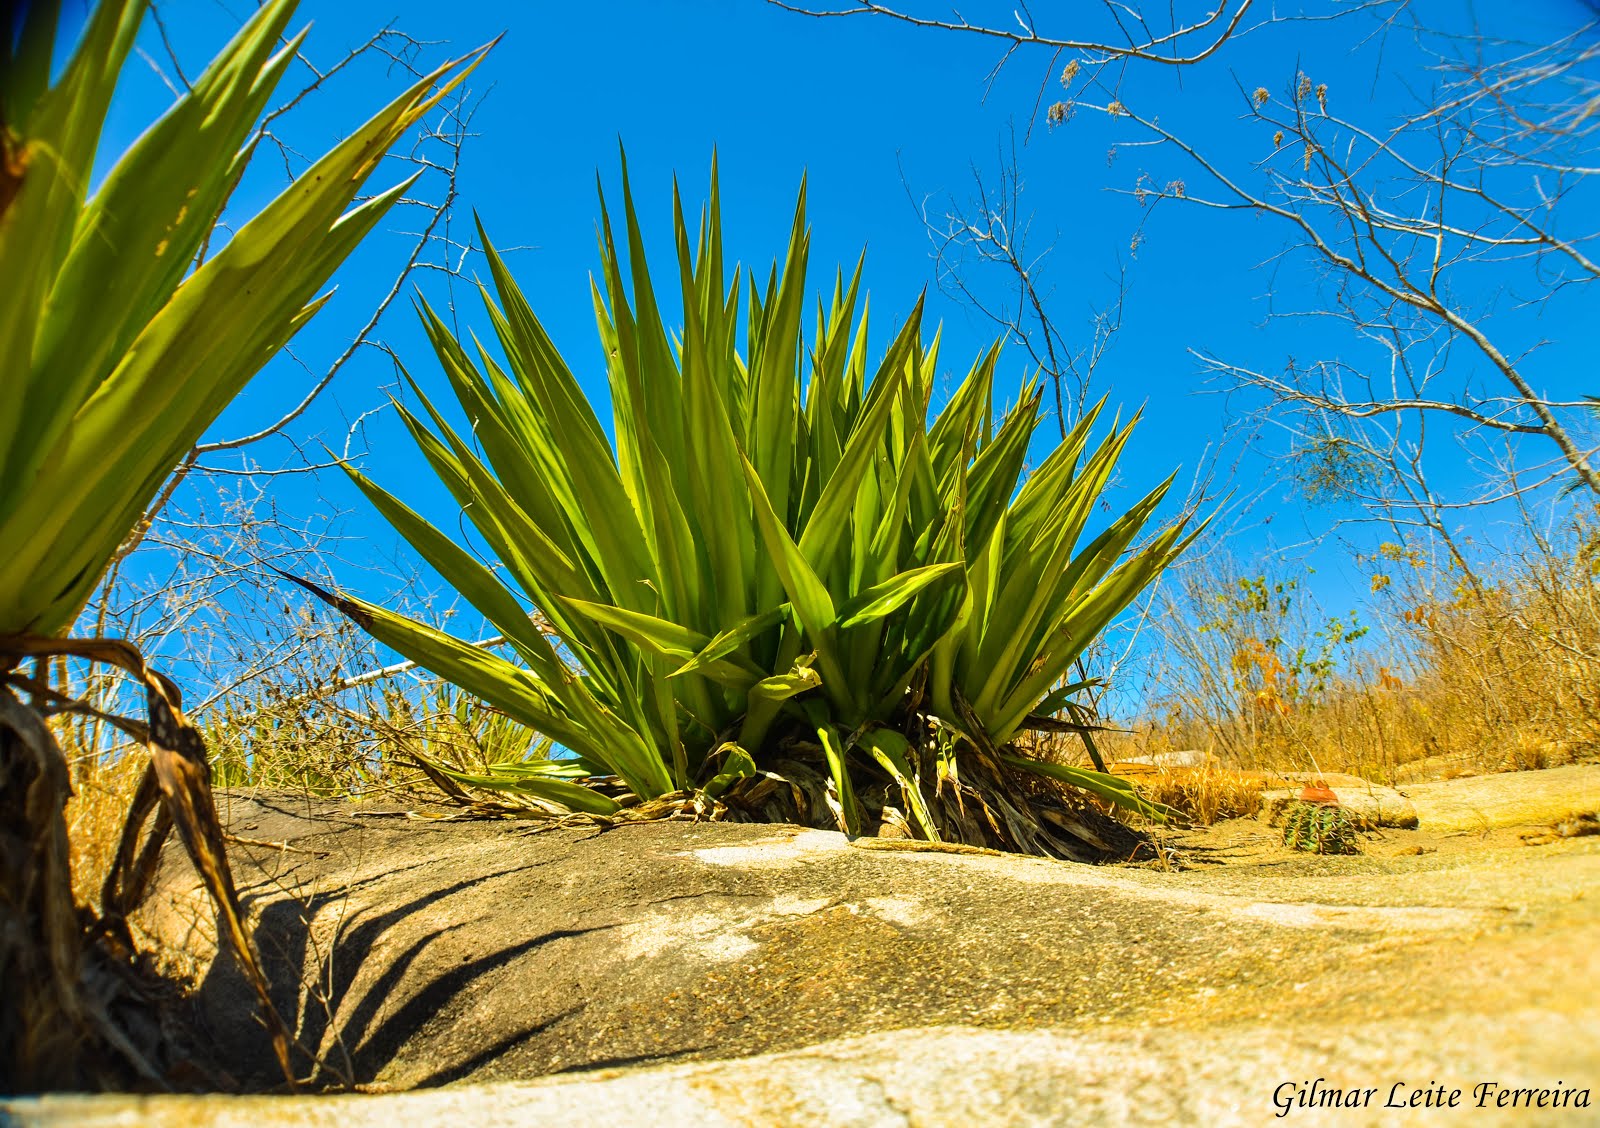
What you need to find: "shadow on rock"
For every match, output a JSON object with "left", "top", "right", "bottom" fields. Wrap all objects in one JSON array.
[{"left": 192, "top": 861, "right": 605, "bottom": 1090}]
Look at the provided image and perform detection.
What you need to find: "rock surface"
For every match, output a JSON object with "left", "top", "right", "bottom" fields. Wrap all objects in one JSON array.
[
  {"left": 1111, "top": 748, "right": 1208, "bottom": 769},
  {"left": 5, "top": 767, "right": 1599, "bottom": 1124},
  {"left": 1259, "top": 783, "right": 1419, "bottom": 829},
  {"left": 1400, "top": 763, "right": 1600, "bottom": 833},
  {"left": 12, "top": 1014, "right": 1599, "bottom": 1127}
]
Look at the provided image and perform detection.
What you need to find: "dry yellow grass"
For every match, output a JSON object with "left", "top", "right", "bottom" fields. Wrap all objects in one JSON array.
[
  {"left": 1099, "top": 520, "right": 1600, "bottom": 822},
  {"left": 1109, "top": 759, "right": 1265, "bottom": 824},
  {"left": 1126, "top": 528, "right": 1600, "bottom": 809},
  {"left": 60, "top": 741, "right": 145, "bottom": 907}
]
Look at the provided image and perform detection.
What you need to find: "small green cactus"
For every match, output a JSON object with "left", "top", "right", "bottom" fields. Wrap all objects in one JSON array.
[{"left": 1282, "top": 800, "right": 1360, "bottom": 855}]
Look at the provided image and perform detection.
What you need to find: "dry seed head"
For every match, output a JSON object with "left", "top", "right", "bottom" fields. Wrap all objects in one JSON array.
[
  {"left": 1254, "top": 87, "right": 1270, "bottom": 107},
  {"left": 1272, "top": 130, "right": 1284, "bottom": 148},
  {"left": 1048, "top": 101, "right": 1070, "bottom": 126},
  {"left": 1106, "top": 100, "right": 1126, "bottom": 117},
  {"left": 1060, "top": 59, "right": 1080, "bottom": 86},
  {"left": 1297, "top": 74, "right": 1312, "bottom": 102},
  {"left": 1316, "top": 83, "right": 1328, "bottom": 113}
]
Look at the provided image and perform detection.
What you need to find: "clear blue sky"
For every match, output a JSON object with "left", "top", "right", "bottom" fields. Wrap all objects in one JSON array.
[{"left": 74, "top": 0, "right": 1600, "bottom": 700}]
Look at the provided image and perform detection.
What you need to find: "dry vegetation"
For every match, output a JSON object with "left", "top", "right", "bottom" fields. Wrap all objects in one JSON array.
[
  {"left": 1089, "top": 510, "right": 1600, "bottom": 823},
  {"left": 51, "top": 601, "right": 539, "bottom": 902}
]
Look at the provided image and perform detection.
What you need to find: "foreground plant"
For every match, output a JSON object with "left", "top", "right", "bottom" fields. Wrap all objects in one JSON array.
[
  {"left": 306, "top": 161, "right": 1197, "bottom": 857},
  {"left": 0, "top": 0, "right": 485, "bottom": 1091}
]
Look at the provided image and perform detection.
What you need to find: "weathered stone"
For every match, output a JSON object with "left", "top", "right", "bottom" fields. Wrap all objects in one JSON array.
[
  {"left": 6, "top": 769, "right": 1597, "bottom": 1123},
  {"left": 1401, "top": 763, "right": 1600, "bottom": 834},
  {"left": 1260, "top": 770, "right": 1382, "bottom": 790},
  {"left": 1114, "top": 748, "right": 1208, "bottom": 769},
  {"left": 1260, "top": 782, "right": 1419, "bottom": 830},
  {"left": 8, "top": 1013, "right": 1598, "bottom": 1127}
]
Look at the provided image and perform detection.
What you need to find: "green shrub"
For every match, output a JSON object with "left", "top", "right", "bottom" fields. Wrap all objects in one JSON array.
[{"left": 304, "top": 161, "right": 1198, "bottom": 854}]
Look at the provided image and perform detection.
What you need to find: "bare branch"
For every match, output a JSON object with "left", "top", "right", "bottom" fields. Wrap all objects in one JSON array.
[{"left": 767, "top": 0, "right": 1255, "bottom": 67}]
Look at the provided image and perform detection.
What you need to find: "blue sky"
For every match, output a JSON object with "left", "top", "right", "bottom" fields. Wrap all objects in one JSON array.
[{"left": 69, "top": 0, "right": 1600, "bottom": 702}]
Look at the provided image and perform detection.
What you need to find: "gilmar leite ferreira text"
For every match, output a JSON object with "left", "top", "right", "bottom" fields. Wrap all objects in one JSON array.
[{"left": 1273, "top": 1079, "right": 1591, "bottom": 1116}]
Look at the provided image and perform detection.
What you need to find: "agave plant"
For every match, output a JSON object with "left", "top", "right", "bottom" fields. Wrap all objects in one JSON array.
[
  {"left": 306, "top": 160, "right": 1197, "bottom": 855},
  {"left": 0, "top": 0, "right": 485, "bottom": 1090}
]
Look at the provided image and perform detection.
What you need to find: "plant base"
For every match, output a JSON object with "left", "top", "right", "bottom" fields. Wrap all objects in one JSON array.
[
  {"left": 0, "top": 687, "right": 181, "bottom": 1091},
  {"left": 426, "top": 735, "right": 1168, "bottom": 864}
]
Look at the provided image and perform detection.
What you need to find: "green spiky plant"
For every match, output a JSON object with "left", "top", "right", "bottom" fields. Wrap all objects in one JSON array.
[
  {"left": 1282, "top": 801, "right": 1360, "bottom": 855},
  {"left": 303, "top": 160, "right": 1199, "bottom": 857},
  {"left": 0, "top": 0, "right": 485, "bottom": 1091}
]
